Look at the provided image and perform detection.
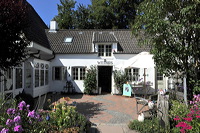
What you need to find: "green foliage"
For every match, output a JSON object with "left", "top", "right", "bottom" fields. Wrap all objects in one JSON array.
[
  {"left": 170, "top": 94, "right": 200, "bottom": 133},
  {"left": 132, "top": 0, "right": 200, "bottom": 97},
  {"left": 113, "top": 70, "right": 128, "bottom": 93},
  {"left": 84, "top": 65, "right": 97, "bottom": 94},
  {"left": 190, "top": 80, "right": 200, "bottom": 94},
  {"left": 128, "top": 118, "right": 169, "bottom": 133},
  {"left": 169, "top": 100, "right": 189, "bottom": 120},
  {"left": 0, "top": 100, "right": 48, "bottom": 133},
  {"left": 55, "top": 0, "right": 76, "bottom": 29},
  {"left": 0, "top": 0, "right": 30, "bottom": 70},
  {"left": 0, "top": 97, "right": 16, "bottom": 126},
  {"left": 55, "top": 0, "right": 142, "bottom": 29},
  {"left": 91, "top": 0, "right": 142, "bottom": 29},
  {"left": 74, "top": 4, "right": 94, "bottom": 29},
  {"left": 48, "top": 103, "right": 90, "bottom": 132}
]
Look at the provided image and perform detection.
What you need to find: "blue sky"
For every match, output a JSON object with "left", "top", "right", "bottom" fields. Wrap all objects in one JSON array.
[{"left": 27, "top": 0, "right": 91, "bottom": 26}]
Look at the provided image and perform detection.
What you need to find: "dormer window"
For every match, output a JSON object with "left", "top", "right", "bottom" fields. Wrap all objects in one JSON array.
[
  {"left": 64, "top": 37, "right": 73, "bottom": 43},
  {"left": 98, "top": 44, "right": 112, "bottom": 57}
]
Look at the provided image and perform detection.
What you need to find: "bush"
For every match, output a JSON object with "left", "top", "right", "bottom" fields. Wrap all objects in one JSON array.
[
  {"left": 0, "top": 101, "right": 48, "bottom": 133},
  {"left": 128, "top": 118, "right": 168, "bottom": 133},
  {"left": 114, "top": 70, "right": 128, "bottom": 93},
  {"left": 170, "top": 94, "right": 200, "bottom": 133},
  {"left": 15, "top": 92, "right": 34, "bottom": 110},
  {"left": 48, "top": 103, "right": 91, "bottom": 132},
  {"left": 84, "top": 65, "right": 97, "bottom": 94}
]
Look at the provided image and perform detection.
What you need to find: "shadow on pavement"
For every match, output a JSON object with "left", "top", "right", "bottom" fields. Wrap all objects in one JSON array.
[{"left": 76, "top": 102, "right": 104, "bottom": 119}]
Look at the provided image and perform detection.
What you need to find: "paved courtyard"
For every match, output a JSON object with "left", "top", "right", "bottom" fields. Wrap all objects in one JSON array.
[{"left": 48, "top": 93, "right": 146, "bottom": 133}]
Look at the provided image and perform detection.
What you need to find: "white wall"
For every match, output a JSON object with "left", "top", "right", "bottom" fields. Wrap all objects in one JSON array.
[{"left": 50, "top": 53, "right": 156, "bottom": 94}]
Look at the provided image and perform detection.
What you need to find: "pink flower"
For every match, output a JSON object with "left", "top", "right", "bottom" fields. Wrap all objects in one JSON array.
[
  {"left": 180, "top": 128, "right": 186, "bottom": 133},
  {"left": 196, "top": 115, "right": 200, "bottom": 118},
  {"left": 183, "top": 117, "right": 192, "bottom": 122},
  {"left": 14, "top": 125, "right": 23, "bottom": 133},
  {"left": 174, "top": 117, "right": 180, "bottom": 121},
  {"left": 18, "top": 101, "right": 26, "bottom": 111},
  {"left": 176, "top": 122, "right": 187, "bottom": 127},
  {"left": 187, "top": 113, "right": 192, "bottom": 117}
]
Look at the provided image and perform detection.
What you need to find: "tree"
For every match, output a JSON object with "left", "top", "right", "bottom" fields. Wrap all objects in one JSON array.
[
  {"left": 54, "top": 0, "right": 76, "bottom": 29},
  {"left": 55, "top": 0, "right": 142, "bottom": 29},
  {"left": 0, "top": 0, "right": 30, "bottom": 71},
  {"left": 90, "top": 0, "right": 141, "bottom": 29},
  {"left": 74, "top": 4, "right": 94, "bottom": 29},
  {"left": 132, "top": 0, "right": 200, "bottom": 98}
]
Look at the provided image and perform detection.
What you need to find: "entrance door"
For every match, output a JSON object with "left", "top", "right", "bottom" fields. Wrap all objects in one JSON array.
[{"left": 98, "top": 66, "right": 112, "bottom": 93}]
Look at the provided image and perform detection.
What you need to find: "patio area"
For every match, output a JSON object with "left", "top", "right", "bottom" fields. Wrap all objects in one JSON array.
[{"left": 41, "top": 93, "right": 148, "bottom": 132}]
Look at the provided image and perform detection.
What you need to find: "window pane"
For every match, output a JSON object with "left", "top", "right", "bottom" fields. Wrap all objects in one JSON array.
[
  {"left": 40, "top": 70, "right": 44, "bottom": 86},
  {"left": 4, "top": 69, "right": 13, "bottom": 91},
  {"left": 80, "top": 68, "right": 86, "bottom": 80},
  {"left": 157, "top": 72, "right": 163, "bottom": 80},
  {"left": 74, "top": 68, "right": 78, "bottom": 80},
  {"left": 132, "top": 68, "right": 139, "bottom": 81},
  {"left": 72, "top": 67, "right": 85, "bottom": 80},
  {"left": 55, "top": 67, "right": 61, "bottom": 80},
  {"left": 35, "top": 69, "right": 39, "bottom": 87},
  {"left": 98, "top": 45, "right": 104, "bottom": 56},
  {"left": 16, "top": 68, "right": 22, "bottom": 89},
  {"left": 106, "top": 45, "right": 112, "bottom": 56},
  {"left": 25, "top": 63, "right": 31, "bottom": 88},
  {"left": 45, "top": 70, "right": 48, "bottom": 85}
]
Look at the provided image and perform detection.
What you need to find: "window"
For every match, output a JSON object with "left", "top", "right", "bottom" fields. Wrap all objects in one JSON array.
[
  {"left": 25, "top": 62, "right": 32, "bottom": 88},
  {"left": 16, "top": 68, "right": 23, "bottom": 89},
  {"left": 64, "top": 37, "right": 73, "bottom": 43},
  {"left": 4, "top": 69, "right": 13, "bottom": 91},
  {"left": 34, "top": 62, "right": 49, "bottom": 87},
  {"left": 72, "top": 67, "right": 86, "bottom": 80},
  {"left": 98, "top": 44, "right": 112, "bottom": 57},
  {"left": 52, "top": 67, "right": 67, "bottom": 80},
  {"left": 157, "top": 72, "right": 163, "bottom": 80},
  {"left": 125, "top": 68, "right": 139, "bottom": 82},
  {"left": 45, "top": 64, "right": 49, "bottom": 85},
  {"left": 40, "top": 64, "right": 44, "bottom": 86},
  {"left": 55, "top": 67, "right": 61, "bottom": 80},
  {"left": 35, "top": 63, "right": 39, "bottom": 87}
]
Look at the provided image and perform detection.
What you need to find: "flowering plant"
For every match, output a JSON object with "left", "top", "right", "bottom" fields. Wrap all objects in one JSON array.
[
  {"left": 173, "top": 94, "right": 200, "bottom": 133},
  {"left": 0, "top": 101, "right": 47, "bottom": 133}
]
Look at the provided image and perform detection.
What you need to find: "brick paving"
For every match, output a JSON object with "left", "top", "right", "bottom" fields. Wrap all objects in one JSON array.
[{"left": 54, "top": 93, "right": 147, "bottom": 133}]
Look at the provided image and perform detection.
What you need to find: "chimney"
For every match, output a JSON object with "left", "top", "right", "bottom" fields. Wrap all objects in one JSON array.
[{"left": 49, "top": 21, "right": 58, "bottom": 32}]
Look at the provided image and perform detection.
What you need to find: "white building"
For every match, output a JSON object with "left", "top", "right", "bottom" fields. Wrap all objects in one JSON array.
[{"left": 0, "top": 2, "right": 168, "bottom": 99}]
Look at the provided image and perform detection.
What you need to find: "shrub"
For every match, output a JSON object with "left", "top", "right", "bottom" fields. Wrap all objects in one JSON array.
[
  {"left": 0, "top": 101, "right": 47, "bottom": 133},
  {"left": 84, "top": 65, "right": 97, "bottom": 94},
  {"left": 128, "top": 118, "right": 168, "bottom": 133},
  {"left": 48, "top": 103, "right": 90, "bottom": 132},
  {"left": 171, "top": 94, "right": 200, "bottom": 133},
  {"left": 113, "top": 70, "right": 128, "bottom": 93},
  {"left": 15, "top": 92, "right": 34, "bottom": 110}
]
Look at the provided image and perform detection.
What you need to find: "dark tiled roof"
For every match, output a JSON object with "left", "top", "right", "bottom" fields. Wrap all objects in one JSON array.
[
  {"left": 45, "top": 29, "right": 150, "bottom": 54},
  {"left": 93, "top": 31, "right": 118, "bottom": 43},
  {"left": 24, "top": 2, "right": 50, "bottom": 49}
]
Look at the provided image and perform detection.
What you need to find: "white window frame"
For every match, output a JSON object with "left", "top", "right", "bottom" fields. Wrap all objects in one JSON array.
[
  {"left": 98, "top": 44, "right": 112, "bottom": 57},
  {"left": 52, "top": 66, "right": 67, "bottom": 81},
  {"left": 72, "top": 67, "right": 86, "bottom": 81},
  {"left": 157, "top": 72, "right": 163, "bottom": 81},
  {"left": 126, "top": 68, "right": 139, "bottom": 82},
  {"left": 34, "top": 62, "right": 49, "bottom": 87}
]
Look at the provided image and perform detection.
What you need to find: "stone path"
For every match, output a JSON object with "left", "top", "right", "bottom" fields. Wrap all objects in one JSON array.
[{"left": 53, "top": 93, "right": 147, "bottom": 133}]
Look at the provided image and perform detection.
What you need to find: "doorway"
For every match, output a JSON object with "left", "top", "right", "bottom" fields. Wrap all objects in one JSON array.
[{"left": 98, "top": 66, "right": 112, "bottom": 93}]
